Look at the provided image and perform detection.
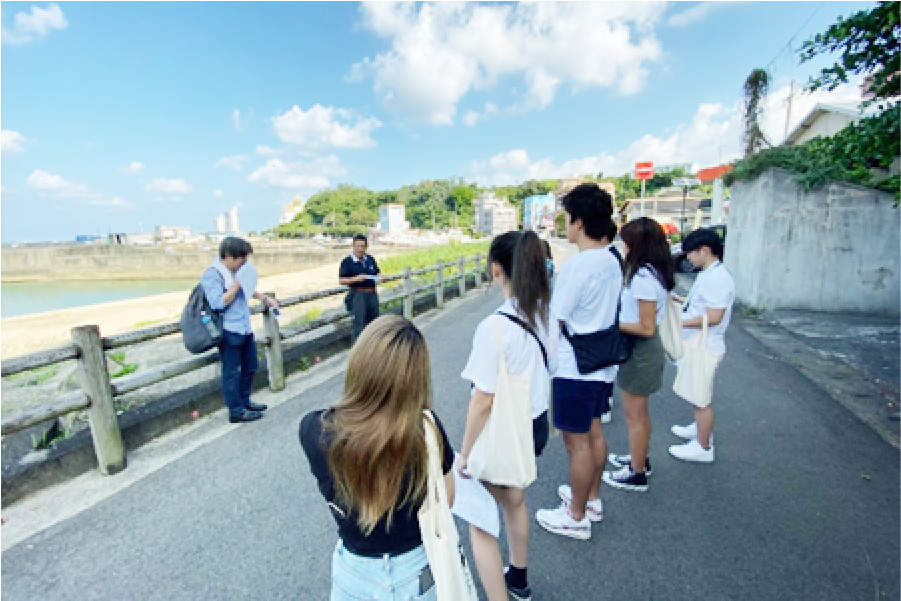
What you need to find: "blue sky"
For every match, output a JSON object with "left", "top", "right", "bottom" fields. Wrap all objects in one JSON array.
[{"left": 1, "top": 1, "right": 873, "bottom": 243}]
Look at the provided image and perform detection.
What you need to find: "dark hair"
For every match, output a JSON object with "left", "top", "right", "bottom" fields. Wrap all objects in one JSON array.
[
  {"left": 682, "top": 228, "right": 723, "bottom": 259},
  {"left": 606, "top": 221, "right": 618, "bottom": 243},
  {"left": 620, "top": 218, "right": 676, "bottom": 291},
  {"left": 488, "top": 231, "right": 549, "bottom": 331},
  {"left": 561, "top": 184, "right": 613, "bottom": 241},
  {"left": 219, "top": 236, "right": 253, "bottom": 259},
  {"left": 352, "top": 234, "right": 368, "bottom": 245},
  {"left": 541, "top": 239, "right": 553, "bottom": 262}
]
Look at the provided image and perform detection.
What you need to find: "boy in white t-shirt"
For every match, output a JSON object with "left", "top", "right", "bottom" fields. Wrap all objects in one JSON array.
[
  {"left": 669, "top": 228, "right": 735, "bottom": 463},
  {"left": 535, "top": 184, "right": 622, "bottom": 541}
]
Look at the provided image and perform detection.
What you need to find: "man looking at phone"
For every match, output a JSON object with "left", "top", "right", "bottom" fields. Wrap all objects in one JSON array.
[{"left": 339, "top": 234, "right": 383, "bottom": 342}]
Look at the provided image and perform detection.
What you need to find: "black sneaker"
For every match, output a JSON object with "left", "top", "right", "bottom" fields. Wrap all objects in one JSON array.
[
  {"left": 504, "top": 567, "right": 532, "bottom": 601},
  {"left": 505, "top": 579, "right": 531, "bottom": 600},
  {"left": 602, "top": 466, "right": 649, "bottom": 492},
  {"left": 607, "top": 453, "right": 652, "bottom": 476},
  {"left": 229, "top": 409, "right": 263, "bottom": 423}
]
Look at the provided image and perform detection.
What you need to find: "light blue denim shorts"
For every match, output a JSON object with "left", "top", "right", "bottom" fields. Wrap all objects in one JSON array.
[{"left": 331, "top": 540, "right": 436, "bottom": 601}]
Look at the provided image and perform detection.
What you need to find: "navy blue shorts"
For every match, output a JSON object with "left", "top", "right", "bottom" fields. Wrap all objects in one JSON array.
[
  {"left": 552, "top": 378, "right": 614, "bottom": 434},
  {"left": 533, "top": 411, "right": 549, "bottom": 457}
]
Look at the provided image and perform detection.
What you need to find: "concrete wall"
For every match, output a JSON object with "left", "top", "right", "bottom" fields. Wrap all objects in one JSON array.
[
  {"left": 1, "top": 244, "right": 349, "bottom": 282},
  {"left": 727, "top": 168, "right": 899, "bottom": 315}
]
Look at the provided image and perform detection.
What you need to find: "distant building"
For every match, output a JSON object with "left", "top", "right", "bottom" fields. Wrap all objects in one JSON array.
[
  {"left": 280, "top": 196, "right": 305, "bottom": 225},
  {"left": 155, "top": 225, "right": 191, "bottom": 243},
  {"left": 215, "top": 207, "right": 241, "bottom": 234},
  {"left": 474, "top": 192, "right": 517, "bottom": 236},
  {"left": 108, "top": 232, "right": 155, "bottom": 245},
  {"left": 379, "top": 204, "right": 409, "bottom": 233},
  {"left": 656, "top": 162, "right": 699, "bottom": 175},
  {"left": 75, "top": 234, "right": 102, "bottom": 243},
  {"left": 522, "top": 193, "right": 556, "bottom": 232}
]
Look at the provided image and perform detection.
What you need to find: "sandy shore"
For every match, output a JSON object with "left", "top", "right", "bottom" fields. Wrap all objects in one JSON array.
[{"left": 1, "top": 262, "right": 349, "bottom": 360}]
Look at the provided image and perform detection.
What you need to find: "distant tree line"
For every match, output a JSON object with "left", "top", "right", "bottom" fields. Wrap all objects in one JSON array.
[{"left": 271, "top": 167, "right": 714, "bottom": 238}]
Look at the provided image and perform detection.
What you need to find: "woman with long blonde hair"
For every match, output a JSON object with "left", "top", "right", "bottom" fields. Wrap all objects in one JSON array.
[{"left": 300, "top": 315, "right": 455, "bottom": 601}]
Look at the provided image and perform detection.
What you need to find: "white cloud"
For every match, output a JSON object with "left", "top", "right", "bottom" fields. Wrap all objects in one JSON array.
[
  {"left": 1, "top": 130, "right": 27, "bottom": 153},
  {"left": 232, "top": 109, "right": 242, "bottom": 131},
  {"left": 272, "top": 104, "right": 381, "bottom": 151},
  {"left": 255, "top": 145, "right": 280, "bottom": 156},
  {"left": 247, "top": 156, "right": 346, "bottom": 190},
  {"left": 213, "top": 189, "right": 224, "bottom": 198},
  {"left": 667, "top": 2, "right": 716, "bottom": 28},
  {"left": 25, "top": 169, "right": 92, "bottom": 197},
  {"left": 214, "top": 154, "right": 249, "bottom": 170},
  {"left": 143, "top": 178, "right": 193, "bottom": 194},
  {"left": 351, "top": 2, "right": 665, "bottom": 125},
  {"left": 89, "top": 196, "right": 130, "bottom": 207},
  {"left": 2, "top": 3, "right": 67, "bottom": 45},
  {"left": 469, "top": 83, "right": 865, "bottom": 186},
  {"left": 120, "top": 161, "right": 145, "bottom": 173}
]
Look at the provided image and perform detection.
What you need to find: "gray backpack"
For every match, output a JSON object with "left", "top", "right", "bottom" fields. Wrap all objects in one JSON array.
[{"left": 180, "top": 276, "right": 223, "bottom": 354}]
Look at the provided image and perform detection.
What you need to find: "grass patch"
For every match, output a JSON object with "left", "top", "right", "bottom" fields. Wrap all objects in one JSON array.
[
  {"left": 298, "top": 356, "right": 313, "bottom": 371},
  {"left": 379, "top": 241, "right": 490, "bottom": 276},
  {"left": 133, "top": 318, "right": 164, "bottom": 328},
  {"left": 6, "top": 364, "right": 59, "bottom": 385},
  {"left": 287, "top": 307, "right": 324, "bottom": 328},
  {"left": 108, "top": 351, "right": 139, "bottom": 379}
]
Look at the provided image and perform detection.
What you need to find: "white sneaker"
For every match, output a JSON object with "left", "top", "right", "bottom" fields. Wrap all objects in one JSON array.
[
  {"left": 535, "top": 503, "right": 591, "bottom": 540},
  {"left": 556, "top": 484, "right": 603, "bottom": 522},
  {"left": 670, "top": 422, "right": 698, "bottom": 439},
  {"left": 600, "top": 411, "right": 612, "bottom": 424},
  {"left": 669, "top": 439, "right": 715, "bottom": 463}
]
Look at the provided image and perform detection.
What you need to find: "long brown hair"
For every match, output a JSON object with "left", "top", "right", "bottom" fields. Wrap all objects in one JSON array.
[
  {"left": 488, "top": 231, "right": 550, "bottom": 331},
  {"left": 620, "top": 217, "right": 676, "bottom": 291},
  {"left": 325, "top": 315, "right": 432, "bottom": 534}
]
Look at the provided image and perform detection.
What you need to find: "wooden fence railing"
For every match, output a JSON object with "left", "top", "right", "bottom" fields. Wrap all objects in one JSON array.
[{"left": 0, "top": 253, "right": 486, "bottom": 475}]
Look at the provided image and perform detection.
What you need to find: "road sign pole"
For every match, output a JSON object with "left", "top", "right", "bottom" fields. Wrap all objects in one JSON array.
[{"left": 640, "top": 179, "right": 645, "bottom": 217}]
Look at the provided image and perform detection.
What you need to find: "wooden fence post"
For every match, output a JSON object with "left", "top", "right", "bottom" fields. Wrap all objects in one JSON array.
[
  {"left": 403, "top": 266, "right": 413, "bottom": 319},
  {"left": 71, "top": 325, "right": 126, "bottom": 475},
  {"left": 262, "top": 292, "right": 285, "bottom": 392},
  {"left": 458, "top": 256, "right": 466, "bottom": 297},
  {"left": 474, "top": 253, "right": 483, "bottom": 288},
  {"left": 435, "top": 259, "right": 444, "bottom": 308}
]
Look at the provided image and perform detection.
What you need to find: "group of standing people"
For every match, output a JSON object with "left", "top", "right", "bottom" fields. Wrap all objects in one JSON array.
[
  {"left": 198, "top": 183, "right": 734, "bottom": 600},
  {"left": 297, "top": 182, "right": 735, "bottom": 601}
]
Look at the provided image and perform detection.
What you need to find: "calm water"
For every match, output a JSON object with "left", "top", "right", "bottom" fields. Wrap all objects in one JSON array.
[{"left": 1, "top": 279, "right": 197, "bottom": 318}]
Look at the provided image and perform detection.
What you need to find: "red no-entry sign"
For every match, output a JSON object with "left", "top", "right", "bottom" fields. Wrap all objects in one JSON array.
[{"left": 635, "top": 161, "right": 654, "bottom": 180}]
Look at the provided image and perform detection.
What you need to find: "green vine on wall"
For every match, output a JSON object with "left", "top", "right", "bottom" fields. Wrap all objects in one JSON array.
[{"left": 727, "top": 104, "right": 900, "bottom": 203}]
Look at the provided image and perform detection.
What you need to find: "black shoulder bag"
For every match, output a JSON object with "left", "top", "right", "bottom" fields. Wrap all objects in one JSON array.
[{"left": 559, "top": 296, "right": 634, "bottom": 374}]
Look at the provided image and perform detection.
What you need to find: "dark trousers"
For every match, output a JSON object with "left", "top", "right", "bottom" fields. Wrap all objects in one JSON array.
[
  {"left": 219, "top": 331, "right": 258, "bottom": 417},
  {"left": 350, "top": 291, "right": 380, "bottom": 342}
]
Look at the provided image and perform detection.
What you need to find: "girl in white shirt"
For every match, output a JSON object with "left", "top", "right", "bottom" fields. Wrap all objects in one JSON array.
[
  {"left": 459, "top": 230, "right": 552, "bottom": 601},
  {"left": 603, "top": 217, "right": 675, "bottom": 492}
]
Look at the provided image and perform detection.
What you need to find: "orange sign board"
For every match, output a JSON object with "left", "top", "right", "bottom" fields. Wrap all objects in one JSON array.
[{"left": 635, "top": 161, "right": 654, "bottom": 180}]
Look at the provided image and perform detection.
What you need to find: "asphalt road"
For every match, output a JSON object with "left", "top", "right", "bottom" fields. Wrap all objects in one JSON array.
[{"left": 2, "top": 285, "right": 899, "bottom": 600}]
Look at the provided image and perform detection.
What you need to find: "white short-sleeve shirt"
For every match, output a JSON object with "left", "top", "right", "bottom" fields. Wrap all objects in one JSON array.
[
  {"left": 620, "top": 266, "right": 668, "bottom": 326},
  {"left": 550, "top": 247, "right": 623, "bottom": 382},
  {"left": 461, "top": 299, "right": 554, "bottom": 419},
  {"left": 681, "top": 262, "right": 735, "bottom": 355}
]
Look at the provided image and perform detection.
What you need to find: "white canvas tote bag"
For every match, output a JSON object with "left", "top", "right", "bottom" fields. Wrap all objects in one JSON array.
[
  {"left": 672, "top": 314, "right": 721, "bottom": 408},
  {"left": 418, "top": 411, "right": 478, "bottom": 601},
  {"left": 659, "top": 296, "right": 685, "bottom": 362},
  {"left": 466, "top": 318, "right": 537, "bottom": 488}
]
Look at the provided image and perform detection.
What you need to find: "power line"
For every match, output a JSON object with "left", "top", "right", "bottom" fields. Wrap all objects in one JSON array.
[{"left": 765, "top": 1, "right": 826, "bottom": 72}]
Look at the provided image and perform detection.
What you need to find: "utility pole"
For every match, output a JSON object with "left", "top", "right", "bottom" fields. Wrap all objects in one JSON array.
[{"left": 784, "top": 79, "right": 795, "bottom": 142}]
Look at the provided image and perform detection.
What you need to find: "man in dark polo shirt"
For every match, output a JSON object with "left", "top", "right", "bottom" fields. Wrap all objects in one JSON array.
[{"left": 338, "top": 234, "right": 383, "bottom": 342}]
